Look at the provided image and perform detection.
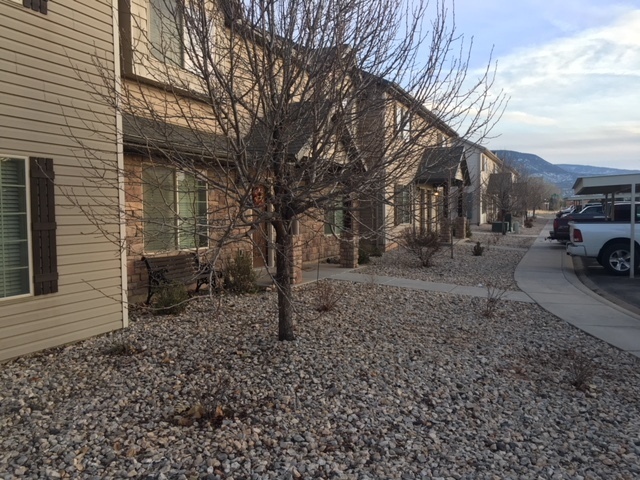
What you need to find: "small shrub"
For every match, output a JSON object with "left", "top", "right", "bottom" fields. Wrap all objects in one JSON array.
[
  {"left": 487, "top": 233, "right": 502, "bottom": 247},
  {"left": 224, "top": 251, "right": 258, "bottom": 294},
  {"left": 400, "top": 227, "right": 441, "bottom": 267},
  {"left": 472, "top": 241, "right": 485, "bottom": 256},
  {"left": 314, "top": 280, "right": 340, "bottom": 312},
  {"left": 358, "top": 247, "right": 371, "bottom": 265},
  {"left": 155, "top": 282, "right": 189, "bottom": 315},
  {"left": 103, "top": 340, "right": 138, "bottom": 356},
  {"left": 482, "top": 284, "right": 506, "bottom": 318},
  {"left": 566, "top": 349, "right": 597, "bottom": 391},
  {"left": 524, "top": 217, "right": 534, "bottom": 228},
  {"left": 175, "top": 377, "right": 231, "bottom": 427}
]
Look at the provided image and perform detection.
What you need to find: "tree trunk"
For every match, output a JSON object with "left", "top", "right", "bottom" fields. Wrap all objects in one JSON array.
[{"left": 273, "top": 220, "right": 295, "bottom": 341}]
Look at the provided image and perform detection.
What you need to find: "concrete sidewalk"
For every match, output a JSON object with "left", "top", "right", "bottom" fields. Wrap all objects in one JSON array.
[
  {"left": 515, "top": 220, "right": 640, "bottom": 358},
  {"left": 257, "top": 258, "right": 533, "bottom": 302}
]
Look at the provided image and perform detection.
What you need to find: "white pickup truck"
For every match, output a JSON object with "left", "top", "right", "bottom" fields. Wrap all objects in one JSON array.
[{"left": 566, "top": 220, "right": 640, "bottom": 275}]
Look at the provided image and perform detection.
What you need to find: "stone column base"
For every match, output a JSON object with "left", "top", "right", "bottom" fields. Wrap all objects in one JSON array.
[{"left": 340, "top": 233, "right": 359, "bottom": 268}]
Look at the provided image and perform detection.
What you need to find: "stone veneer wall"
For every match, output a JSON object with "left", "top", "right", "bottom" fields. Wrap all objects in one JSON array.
[
  {"left": 454, "top": 217, "right": 467, "bottom": 239},
  {"left": 124, "top": 156, "right": 252, "bottom": 303}
]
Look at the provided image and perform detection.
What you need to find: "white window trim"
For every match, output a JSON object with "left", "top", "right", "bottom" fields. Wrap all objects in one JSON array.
[{"left": 0, "top": 155, "right": 33, "bottom": 301}]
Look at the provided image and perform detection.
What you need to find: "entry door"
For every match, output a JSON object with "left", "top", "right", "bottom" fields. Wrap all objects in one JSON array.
[{"left": 253, "top": 222, "right": 269, "bottom": 267}]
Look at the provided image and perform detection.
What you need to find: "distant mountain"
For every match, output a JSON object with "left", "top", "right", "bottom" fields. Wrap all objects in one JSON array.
[
  {"left": 492, "top": 150, "right": 640, "bottom": 195},
  {"left": 555, "top": 164, "right": 640, "bottom": 178}
]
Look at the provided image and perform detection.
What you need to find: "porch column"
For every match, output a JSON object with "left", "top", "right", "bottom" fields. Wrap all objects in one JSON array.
[
  {"left": 454, "top": 216, "right": 467, "bottom": 239},
  {"left": 340, "top": 200, "right": 359, "bottom": 268}
]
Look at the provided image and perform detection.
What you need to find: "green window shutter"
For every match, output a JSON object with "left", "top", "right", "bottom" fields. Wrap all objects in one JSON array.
[
  {"left": 29, "top": 157, "right": 58, "bottom": 296},
  {"left": 143, "top": 166, "right": 176, "bottom": 252}
]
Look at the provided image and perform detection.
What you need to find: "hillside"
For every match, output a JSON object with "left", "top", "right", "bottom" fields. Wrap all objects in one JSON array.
[{"left": 492, "top": 150, "right": 640, "bottom": 194}]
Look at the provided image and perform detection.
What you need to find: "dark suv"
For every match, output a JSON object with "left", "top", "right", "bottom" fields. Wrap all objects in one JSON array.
[{"left": 549, "top": 203, "right": 637, "bottom": 242}]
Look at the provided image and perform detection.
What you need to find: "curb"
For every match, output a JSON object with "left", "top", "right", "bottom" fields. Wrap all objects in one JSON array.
[{"left": 571, "top": 256, "right": 640, "bottom": 320}]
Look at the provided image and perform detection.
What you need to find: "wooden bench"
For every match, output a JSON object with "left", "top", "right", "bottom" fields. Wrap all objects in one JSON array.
[{"left": 142, "top": 252, "right": 219, "bottom": 304}]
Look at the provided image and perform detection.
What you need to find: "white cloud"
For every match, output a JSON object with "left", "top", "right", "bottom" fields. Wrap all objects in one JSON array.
[{"left": 485, "top": 9, "right": 640, "bottom": 168}]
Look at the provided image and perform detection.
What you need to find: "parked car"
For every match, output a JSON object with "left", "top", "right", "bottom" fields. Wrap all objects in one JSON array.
[
  {"left": 557, "top": 205, "right": 576, "bottom": 217},
  {"left": 566, "top": 205, "right": 640, "bottom": 275},
  {"left": 549, "top": 203, "right": 638, "bottom": 243}
]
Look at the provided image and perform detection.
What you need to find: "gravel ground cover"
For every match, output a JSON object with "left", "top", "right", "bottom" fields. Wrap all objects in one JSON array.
[
  {"left": 3, "top": 215, "right": 640, "bottom": 479},
  {"left": 359, "top": 217, "right": 548, "bottom": 291}
]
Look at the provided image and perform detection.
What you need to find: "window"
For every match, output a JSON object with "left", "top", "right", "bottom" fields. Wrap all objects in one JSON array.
[
  {"left": 143, "top": 166, "right": 208, "bottom": 252},
  {"left": 324, "top": 199, "right": 346, "bottom": 235},
  {"left": 396, "top": 106, "right": 411, "bottom": 139},
  {"left": 150, "top": 0, "right": 183, "bottom": 67},
  {"left": 22, "top": 0, "right": 48, "bottom": 14},
  {"left": 0, "top": 158, "right": 30, "bottom": 298},
  {"left": 481, "top": 156, "right": 487, "bottom": 172},
  {"left": 394, "top": 185, "right": 412, "bottom": 225},
  {"left": 0, "top": 156, "right": 58, "bottom": 300}
]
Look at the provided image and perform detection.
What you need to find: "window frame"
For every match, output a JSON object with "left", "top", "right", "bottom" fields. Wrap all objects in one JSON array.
[
  {"left": 396, "top": 105, "right": 412, "bottom": 139},
  {"left": 0, "top": 155, "right": 33, "bottom": 301},
  {"left": 149, "top": 0, "right": 185, "bottom": 68},
  {"left": 142, "top": 164, "right": 209, "bottom": 253},
  {"left": 394, "top": 184, "right": 413, "bottom": 226},
  {"left": 324, "top": 198, "right": 346, "bottom": 236}
]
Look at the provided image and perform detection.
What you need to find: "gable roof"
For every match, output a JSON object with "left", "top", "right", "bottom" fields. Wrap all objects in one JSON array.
[
  {"left": 416, "top": 146, "right": 468, "bottom": 186},
  {"left": 361, "top": 72, "right": 459, "bottom": 139},
  {"left": 245, "top": 102, "right": 360, "bottom": 162}
]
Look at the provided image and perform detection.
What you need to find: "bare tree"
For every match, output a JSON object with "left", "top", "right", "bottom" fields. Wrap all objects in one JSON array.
[{"left": 72, "top": 0, "right": 506, "bottom": 340}]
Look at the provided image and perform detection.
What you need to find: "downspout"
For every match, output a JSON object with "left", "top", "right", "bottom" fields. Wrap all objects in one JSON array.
[{"left": 112, "top": 0, "right": 129, "bottom": 327}]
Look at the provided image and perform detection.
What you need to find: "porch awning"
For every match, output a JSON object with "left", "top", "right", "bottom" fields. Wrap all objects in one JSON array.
[
  {"left": 122, "top": 114, "right": 229, "bottom": 158},
  {"left": 415, "top": 146, "right": 468, "bottom": 186}
]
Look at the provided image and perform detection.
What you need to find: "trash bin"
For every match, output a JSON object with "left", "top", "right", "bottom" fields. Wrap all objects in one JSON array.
[
  {"left": 492, "top": 222, "right": 508, "bottom": 233},
  {"left": 513, "top": 221, "right": 520, "bottom": 234}
]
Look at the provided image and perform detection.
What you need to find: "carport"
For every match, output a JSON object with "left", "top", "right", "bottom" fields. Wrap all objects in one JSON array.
[{"left": 572, "top": 173, "right": 640, "bottom": 278}]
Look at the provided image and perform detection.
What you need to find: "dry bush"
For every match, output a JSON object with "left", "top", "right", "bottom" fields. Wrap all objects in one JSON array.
[
  {"left": 483, "top": 284, "right": 506, "bottom": 318},
  {"left": 400, "top": 227, "right": 441, "bottom": 267},
  {"left": 174, "top": 377, "right": 231, "bottom": 428},
  {"left": 566, "top": 349, "right": 597, "bottom": 391},
  {"left": 314, "top": 280, "right": 340, "bottom": 312}
]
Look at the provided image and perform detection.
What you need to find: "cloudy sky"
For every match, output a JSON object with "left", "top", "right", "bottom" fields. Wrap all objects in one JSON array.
[{"left": 449, "top": 0, "right": 640, "bottom": 170}]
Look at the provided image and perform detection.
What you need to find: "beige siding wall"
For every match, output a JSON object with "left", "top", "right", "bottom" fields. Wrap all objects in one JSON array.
[{"left": 0, "top": 0, "right": 124, "bottom": 362}]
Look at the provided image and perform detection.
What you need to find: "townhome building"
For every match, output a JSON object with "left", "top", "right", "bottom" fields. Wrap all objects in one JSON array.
[
  {"left": 356, "top": 75, "right": 465, "bottom": 252},
  {"left": 0, "top": 0, "right": 472, "bottom": 361},
  {"left": 0, "top": 0, "right": 126, "bottom": 362},
  {"left": 462, "top": 140, "right": 505, "bottom": 225}
]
